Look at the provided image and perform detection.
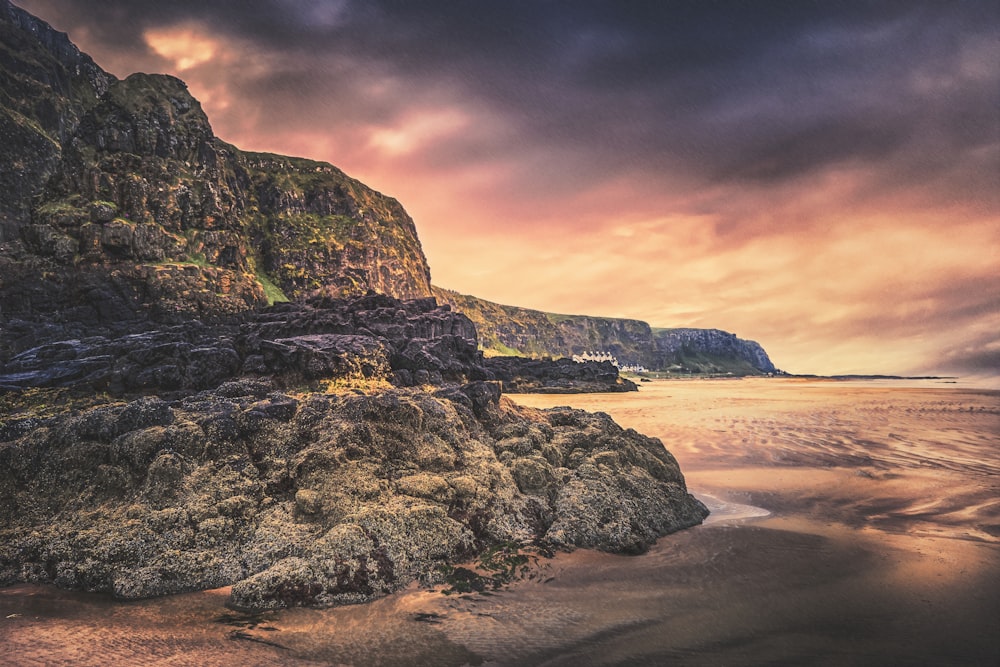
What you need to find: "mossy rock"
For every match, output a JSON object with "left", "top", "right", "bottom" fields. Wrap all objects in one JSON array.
[{"left": 89, "top": 200, "right": 117, "bottom": 223}]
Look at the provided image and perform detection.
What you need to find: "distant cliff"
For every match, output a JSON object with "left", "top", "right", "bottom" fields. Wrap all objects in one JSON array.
[
  {"left": 433, "top": 287, "right": 778, "bottom": 375},
  {"left": 0, "top": 0, "right": 432, "bottom": 332},
  {"left": 652, "top": 327, "right": 776, "bottom": 374}
]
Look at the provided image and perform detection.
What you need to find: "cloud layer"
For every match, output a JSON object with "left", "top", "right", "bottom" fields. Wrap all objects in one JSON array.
[{"left": 17, "top": 0, "right": 1000, "bottom": 375}]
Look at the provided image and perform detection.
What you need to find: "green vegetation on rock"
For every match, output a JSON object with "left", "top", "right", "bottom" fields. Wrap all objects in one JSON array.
[{"left": 255, "top": 269, "right": 290, "bottom": 305}]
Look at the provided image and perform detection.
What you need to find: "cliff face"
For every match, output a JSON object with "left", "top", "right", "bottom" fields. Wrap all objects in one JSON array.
[
  {"left": 433, "top": 287, "right": 778, "bottom": 374},
  {"left": 432, "top": 287, "right": 654, "bottom": 359},
  {"left": 0, "top": 0, "right": 114, "bottom": 232},
  {"left": 0, "top": 0, "right": 432, "bottom": 331},
  {"left": 653, "top": 328, "right": 776, "bottom": 374}
]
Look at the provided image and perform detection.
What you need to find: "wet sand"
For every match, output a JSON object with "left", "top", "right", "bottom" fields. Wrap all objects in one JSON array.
[{"left": 2, "top": 378, "right": 998, "bottom": 665}]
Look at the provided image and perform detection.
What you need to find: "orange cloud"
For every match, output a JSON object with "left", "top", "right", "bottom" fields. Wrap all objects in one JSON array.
[
  {"left": 367, "top": 108, "right": 470, "bottom": 156},
  {"left": 418, "top": 161, "right": 997, "bottom": 377},
  {"left": 144, "top": 24, "right": 218, "bottom": 72}
]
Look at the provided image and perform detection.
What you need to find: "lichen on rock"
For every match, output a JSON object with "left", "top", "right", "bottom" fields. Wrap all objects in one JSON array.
[{"left": 0, "top": 381, "right": 707, "bottom": 610}]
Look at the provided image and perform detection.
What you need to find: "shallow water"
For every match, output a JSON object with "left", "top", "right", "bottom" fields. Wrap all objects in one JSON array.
[{"left": 2, "top": 378, "right": 998, "bottom": 665}]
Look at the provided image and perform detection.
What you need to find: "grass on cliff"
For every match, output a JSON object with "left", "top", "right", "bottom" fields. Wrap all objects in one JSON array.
[
  {"left": 653, "top": 350, "right": 766, "bottom": 376},
  {"left": 268, "top": 213, "right": 358, "bottom": 252},
  {"left": 255, "top": 270, "right": 290, "bottom": 305},
  {"left": 481, "top": 341, "right": 528, "bottom": 358},
  {"left": 0, "top": 104, "right": 61, "bottom": 149},
  {"left": 0, "top": 387, "right": 118, "bottom": 422}
]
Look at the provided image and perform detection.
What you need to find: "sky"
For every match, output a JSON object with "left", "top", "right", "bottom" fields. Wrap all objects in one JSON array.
[{"left": 15, "top": 0, "right": 1000, "bottom": 377}]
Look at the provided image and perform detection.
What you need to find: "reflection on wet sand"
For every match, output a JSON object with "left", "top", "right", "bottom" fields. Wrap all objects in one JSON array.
[
  {"left": 696, "top": 491, "right": 770, "bottom": 525},
  {"left": 2, "top": 379, "right": 998, "bottom": 665}
]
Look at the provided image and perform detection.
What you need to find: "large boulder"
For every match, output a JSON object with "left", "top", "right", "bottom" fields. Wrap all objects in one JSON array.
[{"left": 0, "top": 383, "right": 707, "bottom": 609}]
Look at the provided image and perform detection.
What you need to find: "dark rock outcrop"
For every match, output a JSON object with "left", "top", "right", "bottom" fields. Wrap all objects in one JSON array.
[
  {"left": 0, "top": 382, "right": 708, "bottom": 609},
  {"left": 485, "top": 356, "right": 638, "bottom": 393},
  {"left": 0, "top": 294, "right": 486, "bottom": 394}
]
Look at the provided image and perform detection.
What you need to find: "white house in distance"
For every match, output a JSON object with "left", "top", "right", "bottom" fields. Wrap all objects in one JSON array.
[{"left": 572, "top": 351, "right": 647, "bottom": 373}]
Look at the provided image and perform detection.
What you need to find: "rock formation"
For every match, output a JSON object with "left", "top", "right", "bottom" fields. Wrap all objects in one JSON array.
[
  {"left": 0, "top": 295, "right": 707, "bottom": 609},
  {"left": 0, "top": 379, "right": 706, "bottom": 609},
  {"left": 434, "top": 287, "right": 778, "bottom": 374},
  {"left": 0, "top": 1, "right": 710, "bottom": 610}
]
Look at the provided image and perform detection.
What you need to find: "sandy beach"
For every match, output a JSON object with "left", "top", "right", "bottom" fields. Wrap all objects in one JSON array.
[{"left": 2, "top": 378, "right": 998, "bottom": 665}]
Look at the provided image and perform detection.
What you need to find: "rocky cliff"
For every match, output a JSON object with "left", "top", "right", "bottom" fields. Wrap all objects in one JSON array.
[
  {"left": 433, "top": 287, "right": 778, "bottom": 374},
  {"left": 0, "top": 0, "right": 432, "bottom": 334},
  {"left": 652, "top": 327, "right": 776, "bottom": 375}
]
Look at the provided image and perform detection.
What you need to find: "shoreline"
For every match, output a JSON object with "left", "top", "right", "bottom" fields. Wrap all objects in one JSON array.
[
  {"left": 2, "top": 379, "right": 998, "bottom": 665},
  {"left": 626, "top": 373, "right": 999, "bottom": 390}
]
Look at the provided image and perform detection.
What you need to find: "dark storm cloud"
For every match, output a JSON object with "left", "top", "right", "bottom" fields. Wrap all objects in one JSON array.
[
  {"left": 939, "top": 342, "right": 1000, "bottom": 375},
  {"left": 343, "top": 1, "right": 1000, "bottom": 192},
  {"left": 20, "top": 0, "right": 999, "bottom": 192}
]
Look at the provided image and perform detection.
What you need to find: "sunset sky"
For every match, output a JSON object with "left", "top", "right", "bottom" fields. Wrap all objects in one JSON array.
[{"left": 16, "top": 1, "right": 999, "bottom": 377}]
